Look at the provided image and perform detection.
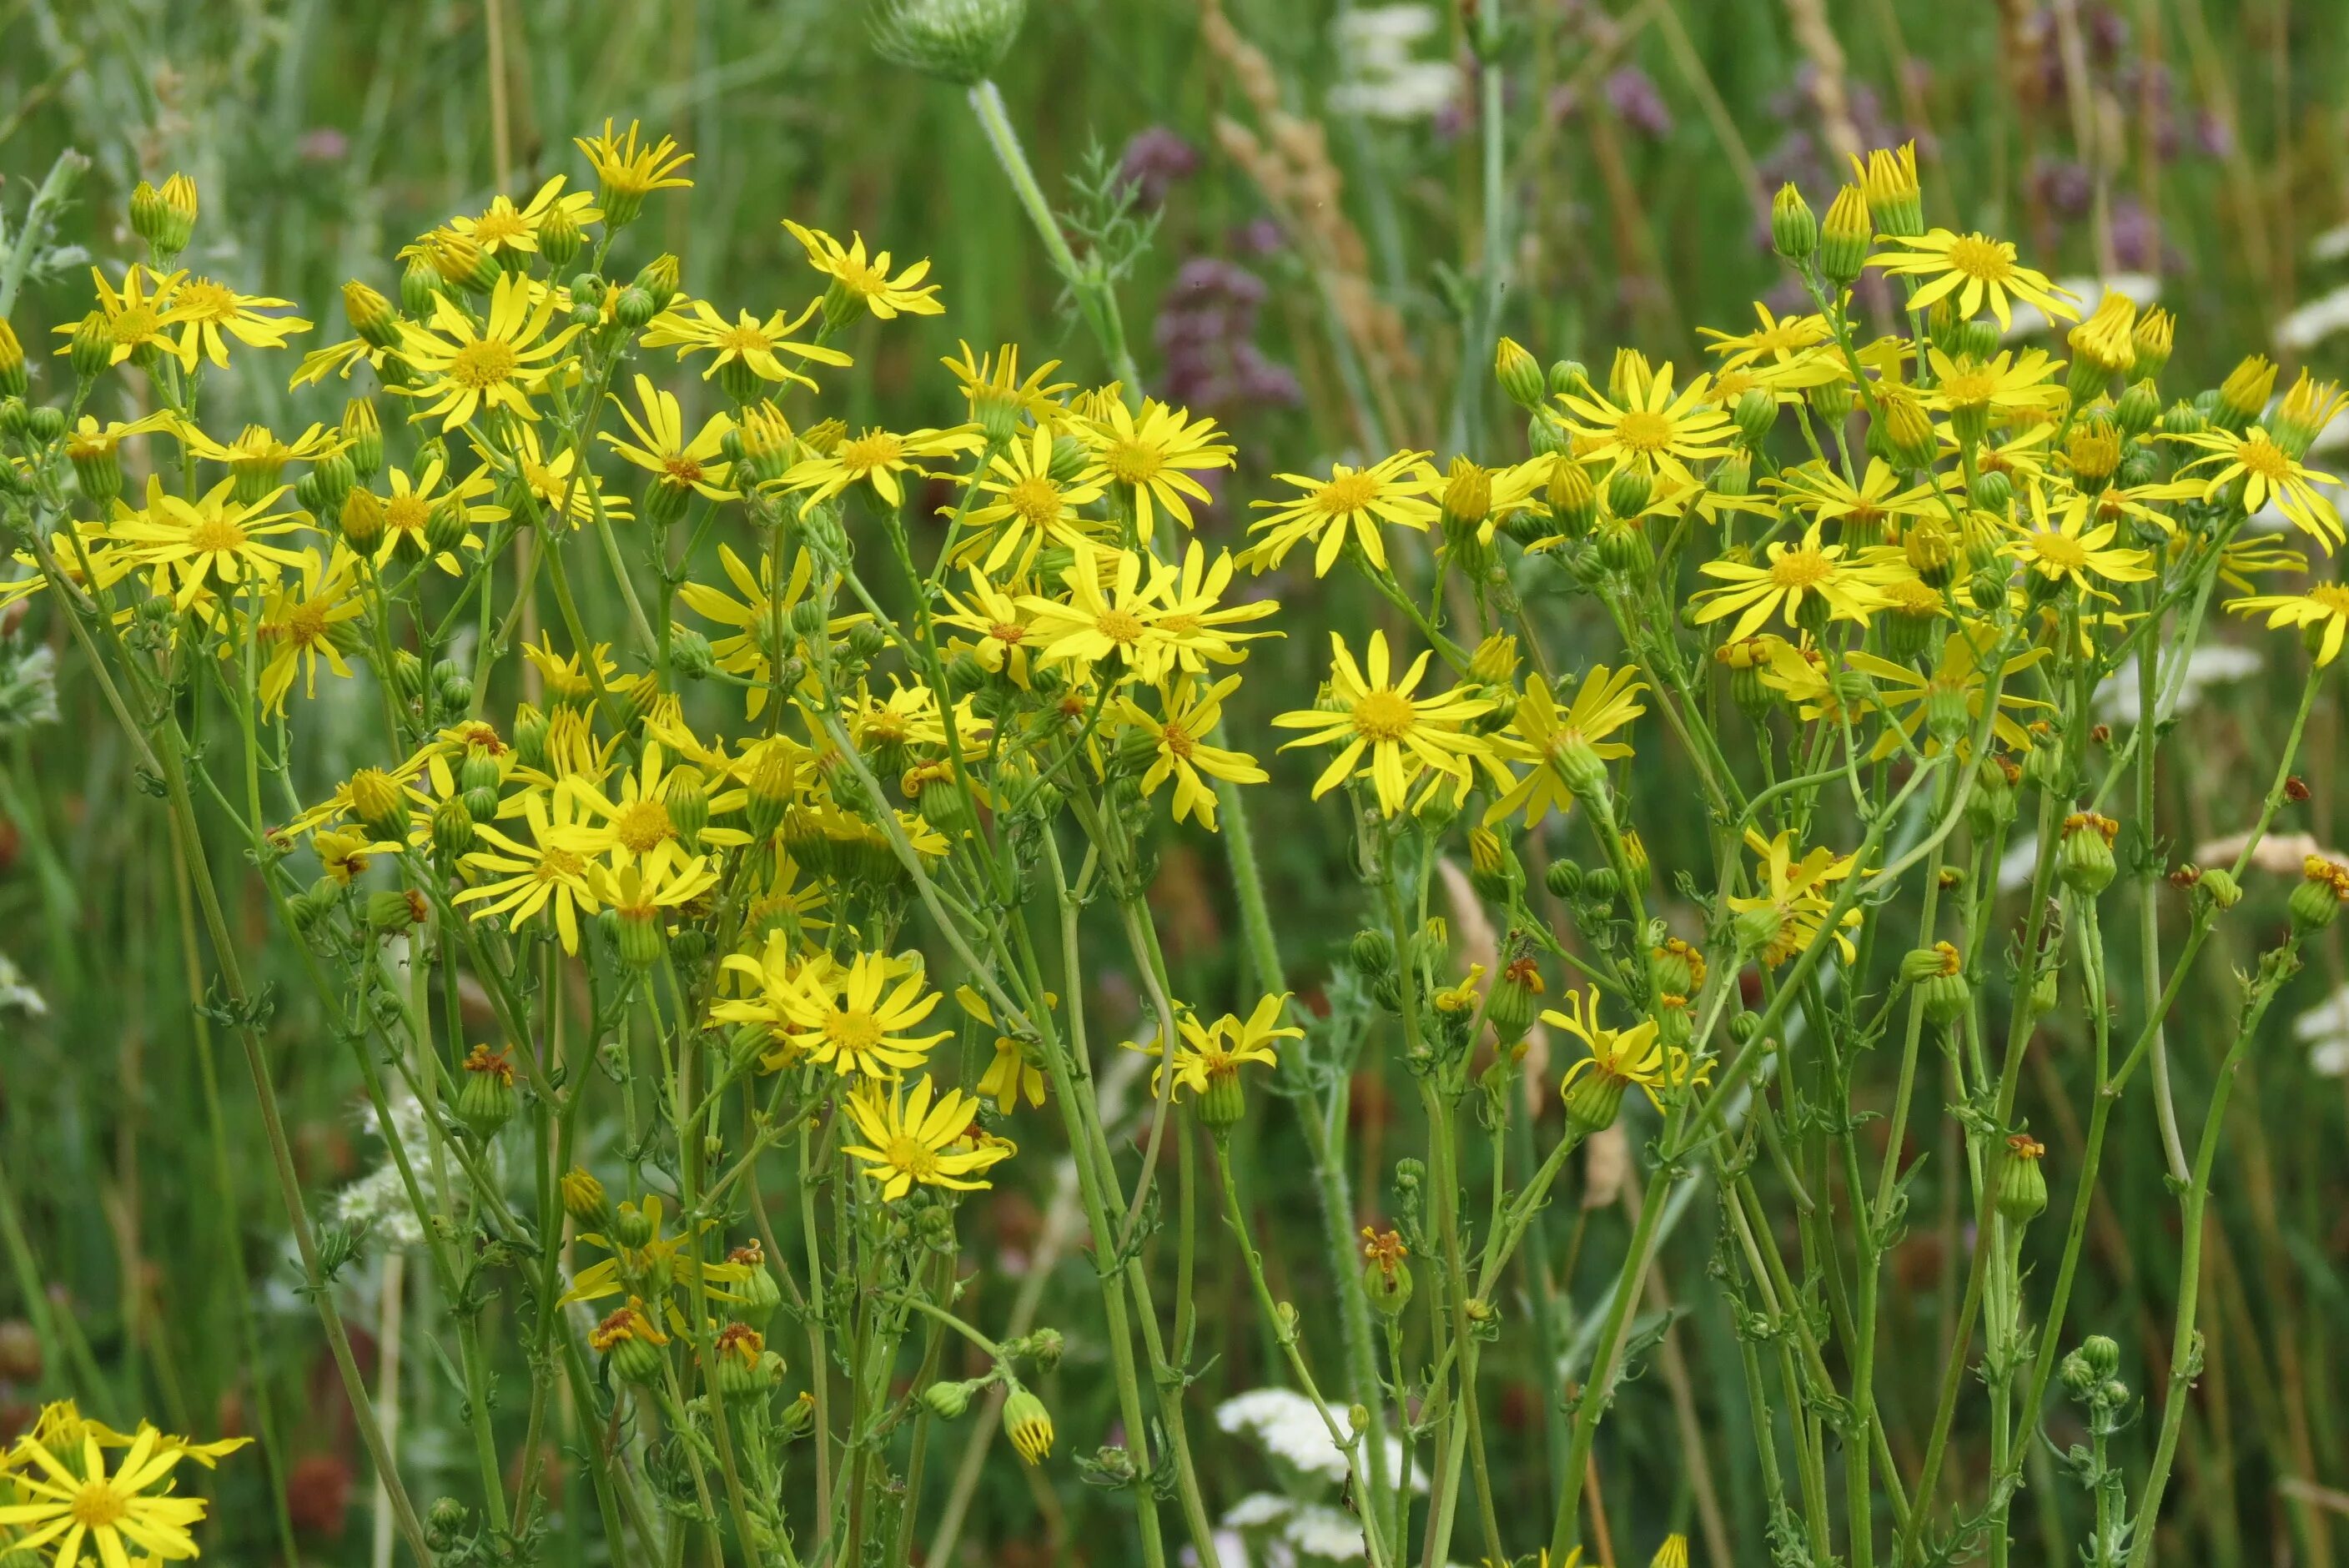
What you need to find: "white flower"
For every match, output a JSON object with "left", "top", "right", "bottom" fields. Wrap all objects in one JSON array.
[
  {"left": 1328, "top": 5, "right": 1457, "bottom": 121},
  {"left": 1219, "top": 1389, "right": 1352, "bottom": 1484},
  {"left": 2277, "top": 282, "right": 2349, "bottom": 352},
  {"left": 2093, "top": 643, "right": 2262, "bottom": 726},
  {"left": 2295, "top": 983, "right": 2349, "bottom": 1077},
  {"left": 0, "top": 950, "right": 46, "bottom": 1017}
]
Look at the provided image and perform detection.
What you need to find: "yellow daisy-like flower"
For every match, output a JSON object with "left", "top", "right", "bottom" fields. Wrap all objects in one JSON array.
[
  {"left": 450, "top": 175, "right": 602, "bottom": 258},
  {"left": 1556, "top": 363, "right": 1739, "bottom": 487},
  {"left": 1114, "top": 674, "right": 1266, "bottom": 831},
  {"left": 0, "top": 1419, "right": 242, "bottom": 1566},
  {"left": 936, "top": 566, "right": 1038, "bottom": 686},
  {"left": 2008, "top": 480, "right": 2154, "bottom": 595},
  {"left": 1921, "top": 346, "right": 2068, "bottom": 426},
  {"left": 1542, "top": 986, "right": 1705, "bottom": 1113},
  {"left": 601, "top": 374, "right": 737, "bottom": 501},
  {"left": 1728, "top": 829, "right": 1863, "bottom": 967},
  {"left": 1485, "top": 665, "right": 1647, "bottom": 828},
  {"left": 375, "top": 457, "right": 506, "bottom": 575},
  {"left": 104, "top": 474, "right": 307, "bottom": 610},
  {"left": 1768, "top": 458, "right": 1949, "bottom": 540},
  {"left": 256, "top": 547, "right": 364, "bottom": 716},
  {"left": 842, "top": 1076, "right": 1012, "bottom": 1200},
  {"left": 1127, "top": 993, "right": 1301, "bottom": 1100},
  {"left": 782, "top": 221, "right": 946, "bottom": 319},
  {"left": 779, "top": 424, "right": 983, "bottom": 514},
  {"left": 958, "top": 424, "right": 1109, "bottom": 573},
  {"left": 575, "top": 119, "right": 694, "bottom": 224},
  {"left": 957, "top": 985, "right": 1050, "bottom": 1113},
  {"left": 1843, "top": 622, "right": 2047, "bottom": 759},
  {"left": 1693, "top": 522, "right": 1891, "bottom": 641},
  {"left": 1018, "top": 544, "right": 1173, "bottom": 677},
  {"left": 396, "top": 270, "right": 582, "bottom": 431},
  {"left": 577, "top": 740, "right": 749, "bottom": 877},
  {"left": 57, "top": 264, "right": 189, "bottom": 365},
  {"left": 941, "top": 340, "right": 1074, "bottom": 432},
  {"left": 2228, "top": 581, "right": 2349, "bottom": 664},
  {"left": 455, "top": 785, "right": 615, "bottom": 954},
  {"left": 677, "top": 546, "right": 843, "bottom": 716},
  {"left": 1698, "top": 301, "right": 1830, "bottom": 371},
  {"left": 1075, "top": 397, "right": 1235, "bottom": 542},
  {"left": 1866, "top": 229, "right": 2078, "bottom": 331},
  {"left": 2171, "top": 425, "right": 2345, "bottom": 547},
  {"left": 1144, "top": 540, "right": 1280, "bottom": 675},
  {"left": 640, "top": 298, "right": 851, "bottom": 394},
  {"left": 160, "top": 275, "right": 310, "bottom": 370},
  {"left": 493, "top": 422, "right": 632, "bottom": 526},
  {"left": 1244, "top": 450, "right": 1438, "bottom": 577},
  {"left": 1272, "top": 630, "right": 1501, "bottom": 817},
  {"left": 778, "top": 950, "right": 951, "bottom": 1079}
]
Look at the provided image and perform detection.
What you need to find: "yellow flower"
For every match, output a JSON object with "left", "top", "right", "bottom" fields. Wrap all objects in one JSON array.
[
  {"left": 2170, "top": 424, "right": 2345, "bottom": 547},
  {"left": 256, "top": 547, "right": 363, "bottom": 715},
  {"left": 1244, "top": 450, "right": 1438, "bottom": 577},
  {"left": 1921, "top": 346, "right": 2068, "bottom": 426},
  {"left": 1114, "top": 674, "right": 1266, "bottom": 831},
  {"left": 1557, "top": 362, "right": 1739, "bottom": 487},
  {"left": 1728, "top": 829, "right": 1863, "bottom": 966},
  {"left": 640, "top": 298, "right": 850, "bottom": 394},
  {"left": 1146, "top": 539, "right": 1281, "bottom": 674},
  {"left": 0, "top": 1419, "right": 244, "bottom": 1566},
  {"left": 1693, "top": 522, "right": 1890, "bottom": 641},
  {"left": 780, "top": 424, "right": 983, "bottom": 514},
  {"left": 576, "top": 119, "right": 694, "bottom": 224},
  {"left": 842, "top": 1075, "right": 1012, "bottom": 1199},
  {"left": 936, "top": 566, "right": 1038, "bottom": 686},
  {"left": 2228, "top": 581, "right": 2349, "bottom": 664},
  {"left": 1272, "top": 630, "right": 1501, "bottom": 817},
  {"left": 587, "top": 854, "right": 718, "bottom": 923},
  {"left": 577, "top": 740, "right": 750, "bottom": 876},
  {"left": 494, "top": 422, "right": 632, "bottom": 526},
  {"left": 601, "top": 374, "right": 737, "bottom": 501},
  {"left": 104, "top": 474, "right": 308, "bottom": 610},
  {"left": 959, "top": 425, "right": 1109, "bottom": 573},
  {"left": 1768, "top": 457, "right": 1949, "bottom": 538},
  {"left": 396, "top": 271, "right": 581, "bottom": 430},
  {"left": 782, "top": 221, "right": 945, "bottom": 319},
  {"left": 1843, "top": 622, "right": 2047, "bottom": 758},
  {"left": 942, "top": 340, "right": 1074, "bottom": 435},
  {"left": 161, "top": 275, "right": 310, "bottom": 369},
  {"left": 1866, "top": 229, "right": 2078, "bottom": 331},
  {"left": 957, "top": 985, "right": 1050, "bottom": 1113},
  {"left": 1486, "top": 665, "right": 1647, "bottom": 828},
  {"left": 779, "top": 950, "right": 949, "bottom": 1078},
  {"left": 1542, "top": 986, "right": 1704, "bottom": 1112},
  {"left": 375, "top": 456, "right": 506, "bottom": 574},
  {"left": 1126, "top": 993, "right": 1300, "bottom": 1099},
  {"left": 455, "top": 786, "right": 615, "bottom": 953},
  {"left": 1698, "top": 301, "right": 1831, "bottom": 371},
  {"left": 1075, "top": 397, "right": 1235, "bottom": 542},
  {"left": 450, "top": 175, "right": 602, "bottom": 258},
  {"left": 57, "top": 264, "right": 189, "bottom": 365},
  {"left": 2008, "top": 480, "right": 2154, "bottom": 596}
]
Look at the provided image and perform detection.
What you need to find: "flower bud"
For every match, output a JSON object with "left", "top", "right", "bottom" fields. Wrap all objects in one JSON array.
[
  {"left": 2291, "top": 856, "right": 2349, "bottom": 934},
  {"left": 868, "top": 0, "right": 1028, "bottom": 86},
  {"left": 1543, "top": 859, "right": 1582, "bottom": 900},
  {"left": 1486, "top": 957, "right": 1539, "bottom": 1043},
  {"left": 1562, "top": 1063, "right": 1627, "bottom": 1134},
  {"left": 1996, "top": 1133, "right": 2048, "bottom": 1224},
  {"left": 1819, "top": 184, "right": 1871, "bottom": 289},
  {"left": 339, "top": 485, "right": 387, "bottom": 553},
  {"left": 2132, "top": 307, "right": 2175, "bottom": 383},
  {"left": 2196, "top": 866, "right": 2241, "bottom": 911},
  {"left": 131, "top": 173, "right": 198, "bottom": 256},
  {"left": 456, "top": 1044, "right": 518, "bottom": 1140},
  {"left": 2065, "top": 417, "right": 2121, "bottom": 490},
  {"left": 1361, "top": 1228, "right": 1414, "bottom": 1316},
  {"left": 1877, "top": 388, "right": 1936, "bottom": 470},
  {"left": 560, "top": 1166, "right": 611, "bottom": 1227},
  {"left": 538, "top": 201, "right": 585, "bottom": 270},
  {"left": 0, "top": 319, "right": 26, "bottom": 400},
  {"left": 431, "top": 793, "right": 476, "bottom": 857},
  {"left": 2115, "top": 379, "right": 2160, "bottom": 440},
  {"left": 923, "top": 1378, "right": 982, "bottom": 1420},
  {"left": 744, "top": 741, "right": 796, "bottom": 839},
  {"left": 1547, "top": 457, "right": 1597, "bottom": 538},
  {"left": 1734, "top": 387, "right": 1778, "bottom": 447},
  {"left": 1351, "top": 927, "right": 1396, "bottom": 976},
  {"left": 2214, "top": 354, "right": 2277, "bottom": 432},
  {"left": 68, "top": 311, "right": 113, "bottom": 382},
  {"left": 1770, "top": 182, "right": 1818, "bottom": 262},
  {"left": 1605, "top": 463, "right": 1652, "bottom": 521},
  {"left": 1494, "top": 336, "right": 1544, "bottom": 410},
  {"left": 1002, "top": 1385, "right": 1054, "bottom": 1465},
  {"left": 591, "top": 1300, "right": 669, "bottom": 1385},
  {"left": 1858, "top": 143, "right": 1923, "bottom": 239},
  {"left": 2060, "top": 812, "right": 2119, "bottom": 896}
]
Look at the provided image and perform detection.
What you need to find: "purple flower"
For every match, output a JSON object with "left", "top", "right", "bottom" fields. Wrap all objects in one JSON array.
[
  {"left": 1116, "top": 126, "right": 1200, "bottom": 211},
  {"left": 1605, "top": 66, "right": 1672, "bottom": 139},
  {"left": 1153, "top": 257, "right": 1301, "bottom": 415}
]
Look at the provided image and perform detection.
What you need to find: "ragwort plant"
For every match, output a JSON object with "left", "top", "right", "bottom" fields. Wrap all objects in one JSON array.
[{"left": 4, "top": 18, "right": 2348, "bottom": 1568}]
